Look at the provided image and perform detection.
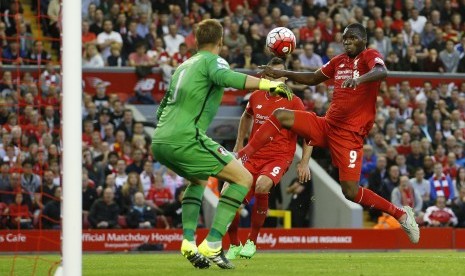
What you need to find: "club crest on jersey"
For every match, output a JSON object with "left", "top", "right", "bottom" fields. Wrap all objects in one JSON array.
[
  {"left": 217, "top": 146, "right": 229, "bottom": 156},
  {"left": 354, "top": 59, "right": 359, "bottom": 69},
  {"left": 256, "top": 105, "right": 262, "bottom": 109}
]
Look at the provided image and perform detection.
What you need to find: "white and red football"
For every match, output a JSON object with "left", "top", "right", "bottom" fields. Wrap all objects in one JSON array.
[{"left": 266, "top": 27, "right": 296, "bottom": 57}]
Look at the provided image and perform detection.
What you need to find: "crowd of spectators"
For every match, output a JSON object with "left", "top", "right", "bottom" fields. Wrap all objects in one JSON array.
[
  {"left": 2, "top": 0, "right": 465, "bottom": 231},
  {"left": 0, "top": 0, "right": 55, "bottom": 65},
  {"left": 76, "top": 0, "right": 465, "bottom": 74}
]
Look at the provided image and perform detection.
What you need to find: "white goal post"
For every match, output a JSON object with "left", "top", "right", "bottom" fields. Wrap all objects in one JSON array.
[{"left": 62, "top": 0, "right": 83, "bottom": 275}]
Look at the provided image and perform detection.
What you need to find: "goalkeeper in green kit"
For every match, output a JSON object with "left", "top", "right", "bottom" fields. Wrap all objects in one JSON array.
[{"left": 152, "top": 19, "right": 292, "bottom": 269}]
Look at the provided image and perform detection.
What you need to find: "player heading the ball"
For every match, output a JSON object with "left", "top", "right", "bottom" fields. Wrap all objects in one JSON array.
[
  {"left": 152, "top": 19, "right": 293, "bottom": 270},
  {"left": 238, "top": 23, "right": 420, "bottom": 244}
]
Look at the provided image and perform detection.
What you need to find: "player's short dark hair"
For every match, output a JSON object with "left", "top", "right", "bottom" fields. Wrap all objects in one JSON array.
[
  {"left": 196, "top": 19, "right": 223, "bottom": 48},
  {"left": 267, "top": 57, "right": 286, "bottom": 69},
  {"left": 346, "top": 23, "right": 367, "bottom": 40}
]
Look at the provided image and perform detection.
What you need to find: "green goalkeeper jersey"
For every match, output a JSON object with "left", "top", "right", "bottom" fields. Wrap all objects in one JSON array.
[{"left": 152, "top": 50, "right": 247, "bottom": 144}]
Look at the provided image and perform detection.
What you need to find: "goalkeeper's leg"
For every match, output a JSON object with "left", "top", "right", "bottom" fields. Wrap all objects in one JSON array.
[{"left": 199, "top": 159, "right": 252, "bottom": 269}]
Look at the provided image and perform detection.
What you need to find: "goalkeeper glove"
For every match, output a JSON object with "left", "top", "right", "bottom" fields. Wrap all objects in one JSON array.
[{"left": 259, "top": 79, "right": 293, "bottom": 101}]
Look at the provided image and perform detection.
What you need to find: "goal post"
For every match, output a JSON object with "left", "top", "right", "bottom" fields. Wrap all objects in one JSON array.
[{"left": 62, "top": 0, "right": 83, "bottom": 275}]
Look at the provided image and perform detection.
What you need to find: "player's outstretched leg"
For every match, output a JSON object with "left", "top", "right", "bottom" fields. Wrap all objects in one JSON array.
[
  {"left": 180, "top": 239, "right": 211, "bottom": 269},
  {"left": 399, "top": 206, "right": 420, "bottom": 243},
  {"left": 226, "top": 213, "right": 242, "bottom": 260},
  {"left": 238, "top": 109, "right": 296, "bottom": 161},
  {"left": 342, "top": 182, "right": 419, "bottom": 243}
]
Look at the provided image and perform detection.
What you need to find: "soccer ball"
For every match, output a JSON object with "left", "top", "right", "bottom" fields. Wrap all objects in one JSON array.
[{"left": 266, "top": 27, "right": 296, "bottom": 57}]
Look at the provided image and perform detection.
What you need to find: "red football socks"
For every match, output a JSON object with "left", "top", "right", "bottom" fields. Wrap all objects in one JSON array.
[
  {"left": 354, "top": 187, "right": 405, "bottom": 220},
  {"left": 249, "top": 193, "right": 269, "bottom": 243},
  {"left": 227, "top": 212, "right": 240, "bottom": 246},
  {"left": 239, "top": 115, "right": 282, "bottom": 159}
]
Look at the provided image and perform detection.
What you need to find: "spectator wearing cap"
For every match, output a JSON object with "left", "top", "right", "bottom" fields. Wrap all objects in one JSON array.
[
  {"left": 97, "top": 19, "right": 123, "bottom": 61},
  {"left": 88, "top": 187, "right": 120, "bottom": 229}
]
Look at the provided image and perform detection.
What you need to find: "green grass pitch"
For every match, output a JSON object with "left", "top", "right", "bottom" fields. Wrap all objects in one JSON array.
[{"left": 0, "top": 251, "right": 464, "bottom": 275}]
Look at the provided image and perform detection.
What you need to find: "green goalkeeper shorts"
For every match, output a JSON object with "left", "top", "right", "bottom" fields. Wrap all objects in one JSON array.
[{"left": 151, "top": 135, "right": 234, "bottom": 181}]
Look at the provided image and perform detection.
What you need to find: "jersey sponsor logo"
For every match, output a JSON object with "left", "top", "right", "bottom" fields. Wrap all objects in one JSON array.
[
  {"left": 255, "top": 113, "right": 269, "bottom": 124},
  {"left": 217, "top": 57, "right": 229, "bottom": 69},
  {"left": 256, "top": 104, "right": 262, "bottom": 109},
  {"left": 335, "top": 69, "right": 353, "bottom": 80},
  {"left": 217, "top": 146, "right": 229, "bottom": 156}
]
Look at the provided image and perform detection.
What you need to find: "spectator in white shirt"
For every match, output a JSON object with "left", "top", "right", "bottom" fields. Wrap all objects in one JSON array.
[
  {"left": 114, "top": 159, "right": 128, "bottom": 188},
  {"left": 140, "top": 160, "right": 155, "bottom": 196},
  {"left": 410, "top": 168, "right": 431, "bottom": 204},
  {"left": 163, "top": 168, "right": 184, "bottom": 197},
  {"left": 163, "top": 24, "right": 185, "bottom": 56},
  {"left": 299, "top": 43, "right": 323, "bottom": 72},
  {"left": 97, "top": 19, "right": 123, "bottom": 60},
  {"left": 408, "top": 8, "right": 427, "bottom": 34}
]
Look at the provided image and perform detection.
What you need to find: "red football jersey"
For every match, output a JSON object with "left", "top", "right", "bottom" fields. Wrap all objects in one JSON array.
[
  {"left": 246, "top": 91, "right": 305, "bottom": 161},
  {"left": 146, "top": 187, "right": 173, "bottom": 207},
  {"left": 321, "top": 48, "right": 385, "bottom": 136}
]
